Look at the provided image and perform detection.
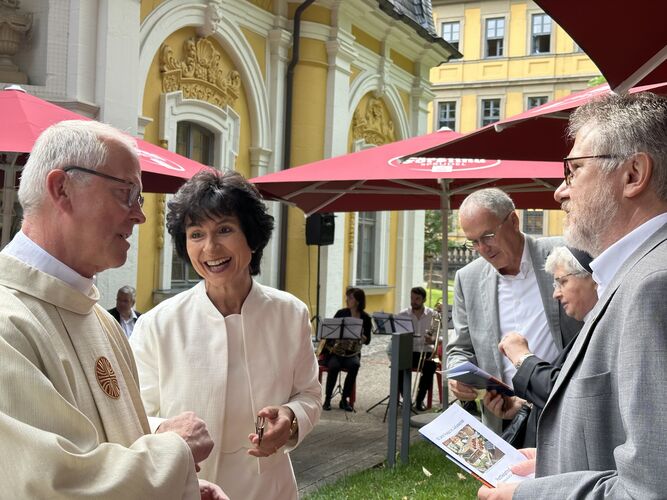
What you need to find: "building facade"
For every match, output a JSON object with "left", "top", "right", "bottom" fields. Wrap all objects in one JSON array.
[
  {"left": 430, "top": 0, "right": 601, "bottom": 239},
  {"left": 1, "top": 0, "right": 458, "bottom": 317}
]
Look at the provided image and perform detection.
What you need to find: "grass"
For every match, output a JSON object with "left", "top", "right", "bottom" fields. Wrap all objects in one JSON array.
[
  {"left": 426, "top": 281, "right": 454, "bottom": 308},
  {"left": 303, "top": 439, "right": 479, "bottom": 500}
]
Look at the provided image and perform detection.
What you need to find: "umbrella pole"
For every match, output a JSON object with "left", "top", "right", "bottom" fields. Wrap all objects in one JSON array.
[{"left": 439, "top": 179, "right": 450, "bottom": 410}]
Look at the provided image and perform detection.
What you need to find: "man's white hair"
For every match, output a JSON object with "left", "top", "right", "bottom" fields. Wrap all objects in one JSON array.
[
  {"left": 459, "top": 187, "right": 515, "bottom": 219},
  {"left": 18, "top": 120, "right": 138, "bottom": 215}
]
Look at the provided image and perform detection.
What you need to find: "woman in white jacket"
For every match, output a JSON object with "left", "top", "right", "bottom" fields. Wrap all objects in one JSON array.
[{"left": 131, "top": 170, "right": 321, "bottom": 499}]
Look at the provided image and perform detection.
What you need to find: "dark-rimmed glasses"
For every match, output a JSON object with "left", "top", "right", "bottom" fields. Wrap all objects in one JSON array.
[
  {"left": 562, "top": 155, "right": 619, "bottom": 186},
  {"left": 464, "top": 211, "right": 512, "bottom": 250},
  {"left": 62, "top": 166, "right": 144, "bottom": 208}
]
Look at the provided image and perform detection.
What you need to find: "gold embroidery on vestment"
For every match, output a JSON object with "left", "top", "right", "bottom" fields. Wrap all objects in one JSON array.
[{"left": 95, "top": 356, "right": 120, "bottom": 399}]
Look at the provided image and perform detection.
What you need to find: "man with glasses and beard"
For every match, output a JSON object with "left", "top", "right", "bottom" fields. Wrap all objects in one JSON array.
[
  {"left": 478, "top": 92, "right": 667, "bottom": 500},
  {"left": 0, "top": 120, "right": 225, "bottom": 499},
  {"left": 446, "top": 188, "right": 582, "bottom": 433}
]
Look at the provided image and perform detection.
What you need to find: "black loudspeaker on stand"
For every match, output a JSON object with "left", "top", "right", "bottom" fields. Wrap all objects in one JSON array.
[
  {"left": 306, "top": 213, "right": 335, "bottom": 246},
  {"left": 305, "top": 213, "right": 335, "bottom": 331}
]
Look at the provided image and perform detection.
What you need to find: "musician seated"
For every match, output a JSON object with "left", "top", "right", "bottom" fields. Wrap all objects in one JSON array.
[
  {"left": 322, "top": 288, "right": 372, "bottom": 412},
  {"left": 400, "top": 286, "right": 437, "bottom": 412}
]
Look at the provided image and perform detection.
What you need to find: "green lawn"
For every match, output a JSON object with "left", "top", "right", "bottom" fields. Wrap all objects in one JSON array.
[
  {"left": 426, "top": 282, "right": 454, "bottom": 308},
  {"left": 303, "top": 439, "right": 479, "bottom": 500}
]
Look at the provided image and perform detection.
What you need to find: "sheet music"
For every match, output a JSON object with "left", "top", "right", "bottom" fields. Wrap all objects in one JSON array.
[{"left": 317, "top": 317, "right": 363, "bottom": 340}]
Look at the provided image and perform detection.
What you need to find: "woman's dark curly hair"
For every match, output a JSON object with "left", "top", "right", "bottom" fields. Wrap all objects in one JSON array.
[{"left": 166, "top": 169, "right": 274, "bottom": 276}]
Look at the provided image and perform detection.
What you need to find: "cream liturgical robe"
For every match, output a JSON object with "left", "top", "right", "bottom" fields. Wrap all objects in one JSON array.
[
  {"left": 0, "top": 254, "right": 199, "bottom": 498},
  {"left": 131, "top": 280, "right": 322, "bottom": 500}
]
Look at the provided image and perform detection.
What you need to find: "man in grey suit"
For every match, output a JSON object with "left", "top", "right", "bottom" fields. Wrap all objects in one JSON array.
[
  {"left": 447, "top": 188, "right": 581, "bottom": 432},
  {"left": 479, "top": 92, "right": 667, "bottom": 500}
]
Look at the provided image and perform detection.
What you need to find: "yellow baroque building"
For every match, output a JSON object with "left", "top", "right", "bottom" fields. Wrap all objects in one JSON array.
[
  {"left": 136, "top": 0, "right": 459, "bottom": 316},
  {"left": 430, "top": 0, "right": 601, "bottom": 240}
]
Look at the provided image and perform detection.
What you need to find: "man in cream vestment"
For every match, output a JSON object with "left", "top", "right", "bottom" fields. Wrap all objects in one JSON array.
[{"left": 0, "top": 120, "right": 225, "bottom": 499}]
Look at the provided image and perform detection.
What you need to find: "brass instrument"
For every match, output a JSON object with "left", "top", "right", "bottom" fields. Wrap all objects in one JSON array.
[{"left": 412, "top": 300, "right": 443, "bottom": 404}]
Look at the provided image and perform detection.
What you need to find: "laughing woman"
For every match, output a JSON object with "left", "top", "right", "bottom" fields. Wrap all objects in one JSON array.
[{"left": 130, "top": 170, "right": 321, "bottom": 499}]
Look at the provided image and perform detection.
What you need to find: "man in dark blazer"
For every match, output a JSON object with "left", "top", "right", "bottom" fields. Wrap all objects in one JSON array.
[
  {"left": 446, "top": 188, "right": 582, "bottom": 433},
  {"left": 108, "top": 285, "right": 141, "bottom": 338},
  {"left": 479, "top": 92, "right": 667, "bottom": 499}
]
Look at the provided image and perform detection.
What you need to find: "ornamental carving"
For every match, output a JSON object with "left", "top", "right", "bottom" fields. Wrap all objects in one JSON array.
[
  {"left": 160, "top": 37, "right": 240, "bottom": 108},
  {"left": 352, "top": 96, "right": 395, "bottom": 146},
  {"left": 0, "top": 0, "right": 32, "bottom": 84}
]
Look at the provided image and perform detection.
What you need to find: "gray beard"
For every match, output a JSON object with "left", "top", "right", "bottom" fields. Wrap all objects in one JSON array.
[{"left": 563, "top": 183, "right": 618, "bottom": 258}]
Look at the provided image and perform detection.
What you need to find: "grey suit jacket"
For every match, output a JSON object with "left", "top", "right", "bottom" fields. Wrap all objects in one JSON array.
[
  {"left": 447, "top": 235, "right": 582, "bottom": 432},
  {"left": 515, "top": 222, "right": 667, "bottom": 500}
]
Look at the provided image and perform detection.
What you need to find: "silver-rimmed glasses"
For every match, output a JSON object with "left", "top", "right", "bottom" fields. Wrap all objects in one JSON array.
[
  {"left": 62, "top": 166, "right": 144, "bottom": 208},
  {"left": 463, "top": 211, "right": 512, "bottom": 250},
  {"left": 562, "top": 155, "right": 620, "bottom": 186}
]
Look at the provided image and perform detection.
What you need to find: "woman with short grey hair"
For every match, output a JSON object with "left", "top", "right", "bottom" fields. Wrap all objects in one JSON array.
[{"left": 484, "top": 246, "right": 597, "bottom": 447}]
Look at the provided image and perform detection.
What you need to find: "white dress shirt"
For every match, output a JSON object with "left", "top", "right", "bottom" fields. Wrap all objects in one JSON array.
[
  {"left": 400, "top": 306, "right": 435, "bottom": 353},
  {"left": 497, "top": 239, "right": 559, "bottom": 385},
  {"left": 590, "top": 212, "right": 667, "bottom": 299},
  {"left": 118, "top": 310, "right": 139, "bottom": 338}
]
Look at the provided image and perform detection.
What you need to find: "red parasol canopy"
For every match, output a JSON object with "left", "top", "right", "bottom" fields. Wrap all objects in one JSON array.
[
  {"left": 0, "top": 87, "right": 209, "bottom": 193},
  {"left": 251, "top": 129, "right": 565, "bottom": 214},
  {"left": 535, "top": 0, "right": 667, "bottom": 94},
  {"left": 412, "top": 82, "right": 667, "bottom": 163}
]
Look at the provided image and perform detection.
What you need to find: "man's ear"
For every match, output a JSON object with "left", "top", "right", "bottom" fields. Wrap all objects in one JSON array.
[
  {"left": 45, "top": 169, "right": 73, "bottom": 212},
  {"left": 623, "top": 152, "right": 653, "bottom": 198}
]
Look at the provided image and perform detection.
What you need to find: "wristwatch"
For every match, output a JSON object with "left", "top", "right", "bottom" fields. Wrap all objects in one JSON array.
[{"left": 514, "top": 353, "right": 535, "bottom": 369}]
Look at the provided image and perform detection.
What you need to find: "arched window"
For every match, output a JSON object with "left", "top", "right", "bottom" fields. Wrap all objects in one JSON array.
[{"left": 169, "top": 121, "right": 215, "bottom": 289}]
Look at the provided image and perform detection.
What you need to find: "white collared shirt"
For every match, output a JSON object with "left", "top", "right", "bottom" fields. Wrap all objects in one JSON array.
[
  {"left": 118, "top": 310, "right": 139, "bottom": 338},
  {"left": 590, "top": 212, "right": 667, "bottom": 299},
  {"left": 2, "top": 231, "right": 94, "bottom": 295},
  {"left": 400, "top": 306, "right": 435, "bottom": 353},
  {"left": 497, "top": 238, "right": 558, "bottom": 385}
]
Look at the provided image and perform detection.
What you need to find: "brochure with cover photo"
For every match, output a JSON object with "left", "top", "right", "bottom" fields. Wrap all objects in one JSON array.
[
  {"left": 419, "top": 404, "right": 532, "bottom": 487},
  {"left": 445, "top": 361, "right": 514, "bottom": 396}
]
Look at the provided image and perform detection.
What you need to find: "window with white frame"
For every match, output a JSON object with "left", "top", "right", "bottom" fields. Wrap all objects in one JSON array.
[
  {"left": 485, "top": 18, "right": 505, "bottom": 58},
  {"left": 527, "top": 96, "right": 548, "bottom": 109},
  {"left": 531, "top": 14, "right": 552, "bottom": 54},
  {"left": 170, "top": 121, "right": 215, "bottom": 288},
  {"left": 356, "top": 212, "right": 377, "bottom": 285},
  {"left": 480, "top": 98, "right": 501, "bottom": 126},
  {"left": 522, "top": 209, "right": 544, "bottom": 235},
  {"left": 441, "top": 21, "right": 460, "bottom": 51},
  {"left": 573, "top": 42, "right": 583, "bottom": 53},
  {"left": 437, "top": 101, "right": 457, "bottom": 131},
  {"left": 156, "top": 91, "right": 240, "bottom": 296}
]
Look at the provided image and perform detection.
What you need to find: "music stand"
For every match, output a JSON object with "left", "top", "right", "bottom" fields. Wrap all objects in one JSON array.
[
  {"left": 318, "top": 318, "right": 363, "bottom": 405},
  {"left": 367, "top": 313, "right": 414, "bottom": 418}
]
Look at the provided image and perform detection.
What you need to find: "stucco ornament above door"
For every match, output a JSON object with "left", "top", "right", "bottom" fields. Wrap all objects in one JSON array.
[
  {"left": 160, "top": 37, "right": 241, "bottom": 108},
  {"left": 352, "top": 96, "right": 396, "bottom": 146}
]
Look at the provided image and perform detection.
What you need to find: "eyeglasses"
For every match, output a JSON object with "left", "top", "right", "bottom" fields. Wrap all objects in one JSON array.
[
  {"left": 464, "top": 211, "right": 512, "bottom": 250},
  {"left": 562, "top": 155, "right": 620, "bottom": 186},
  {"left": 552, "top": 272, "right": 580, "bottom": 290},
  {"left": 62, "top": 166, "right": 144, "bottom": 208}
]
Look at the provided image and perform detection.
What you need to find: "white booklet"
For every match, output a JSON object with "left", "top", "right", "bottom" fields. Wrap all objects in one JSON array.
[{"left": 419, "top": 404, "right": 532, "bottom": 487}]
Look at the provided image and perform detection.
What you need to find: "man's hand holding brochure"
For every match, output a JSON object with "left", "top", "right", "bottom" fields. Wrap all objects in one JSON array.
[
  {"left": 418, "top": 404, "right": 534, "bottom": 489},
  {"left": 445, "top": 361, "right": 514, "bottom": 396}
]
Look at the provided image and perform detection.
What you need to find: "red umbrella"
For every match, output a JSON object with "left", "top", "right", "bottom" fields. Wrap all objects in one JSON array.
[
  {"left": 412, "top": 82, "right": 667, "bottom": 162},
  {"left": 0, "top": 86, "right": 209, "bottom": 193},
  {"left": 251, "top": 130, "right": 564, "bottom": 410},
  {"left": 251, "top": 129, "right": 564, "bottom": 213},
  {"left": 535, "top": 0, "right": 667, "bottom": 94}
]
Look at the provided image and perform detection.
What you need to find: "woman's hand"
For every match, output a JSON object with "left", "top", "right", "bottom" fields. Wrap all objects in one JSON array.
[
  {"left": 498, "top": 332, "right": 531, "bottom": 366},
  {"left": 247, "top": 405, "right": 294, "bottom": 458},
  {"left": 483, "top": 392, "right": 525, "bottom": 420}
]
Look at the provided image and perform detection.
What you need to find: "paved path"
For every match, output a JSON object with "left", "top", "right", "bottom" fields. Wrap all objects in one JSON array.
[{"left": 292, "top": 334, "right": 429, "bottom": 496}]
